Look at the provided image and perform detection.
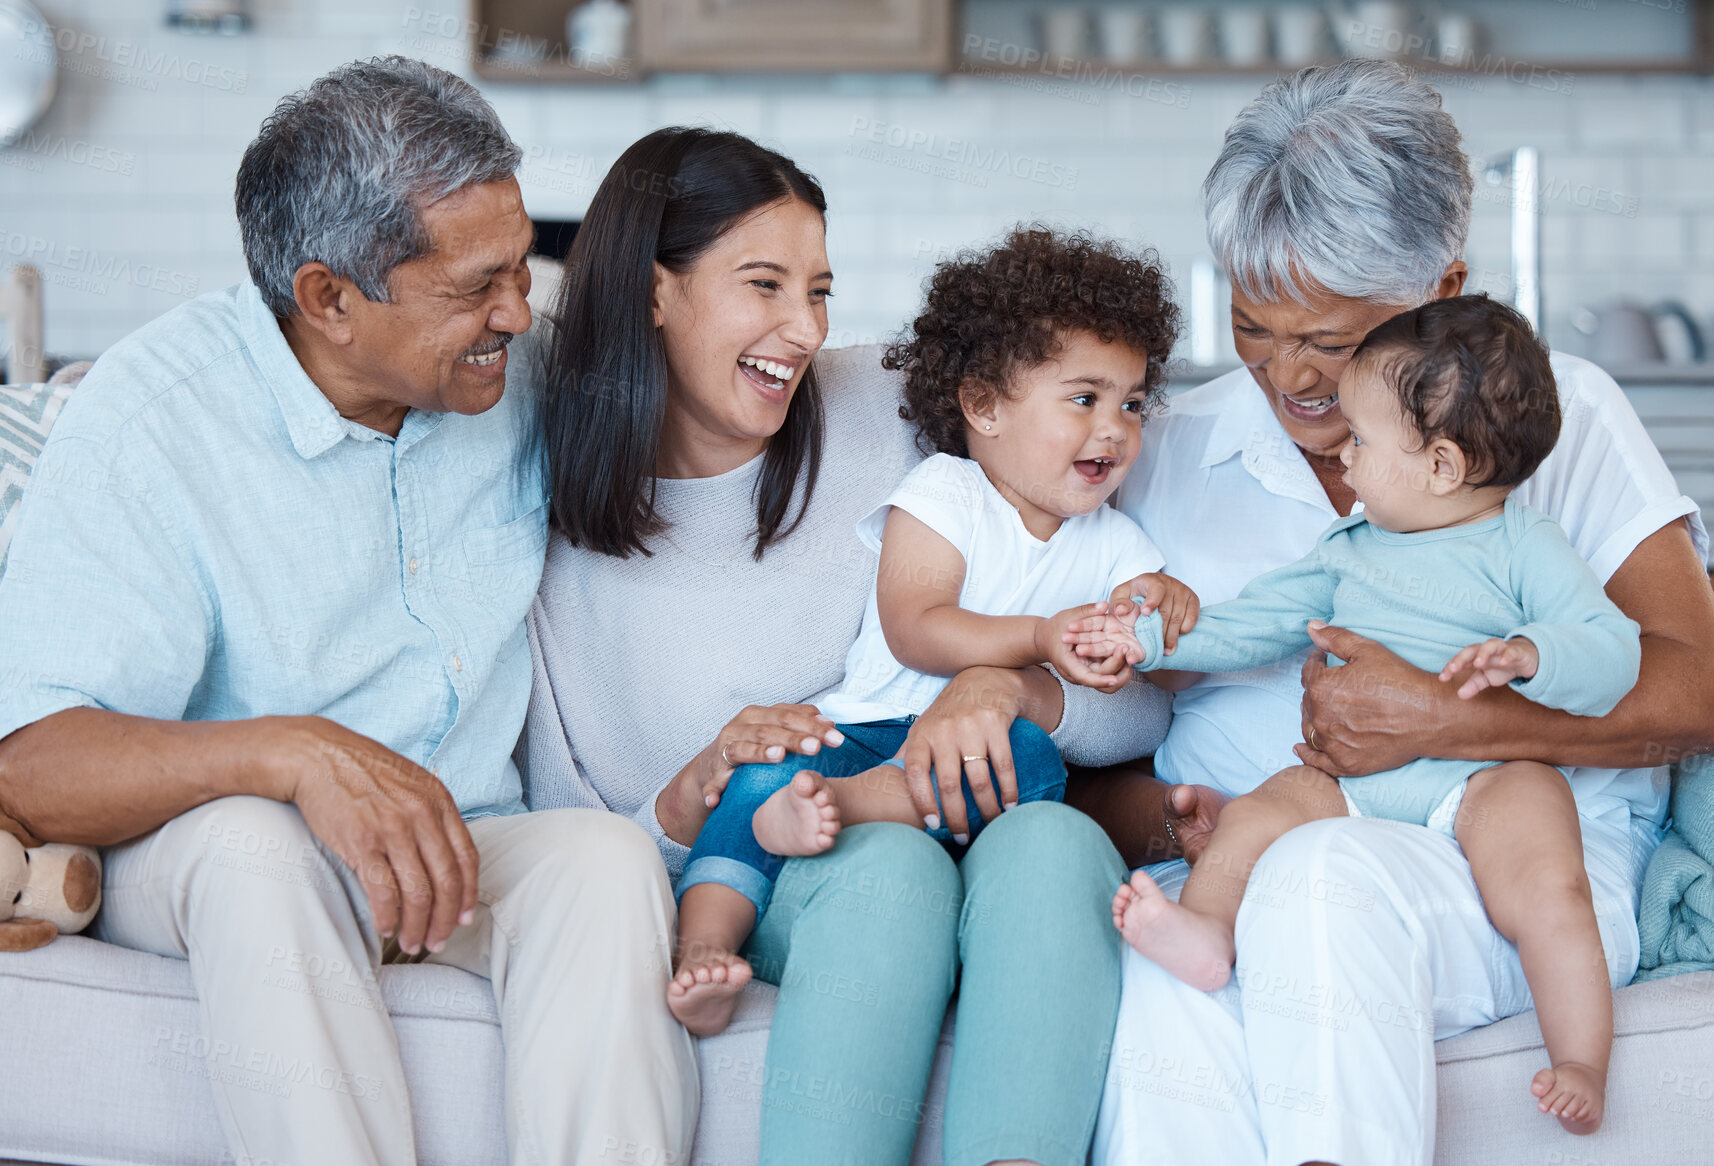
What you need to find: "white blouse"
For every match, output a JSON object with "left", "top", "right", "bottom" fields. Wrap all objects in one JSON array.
[
  {"left": 1115, "top": 354, "right": 1708, "bottom": 829},
  {"left": 814, "top": 452, "right": 1165, "bottom": 725}
]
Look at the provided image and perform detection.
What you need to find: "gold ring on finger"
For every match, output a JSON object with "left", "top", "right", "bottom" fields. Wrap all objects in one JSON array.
[
  {"left": 720, "top": 742, "right": 733, "bottom": 767},
  {"left": 961, "top": 754, "right": 986, "bottom": 764},
  {"left": 1307, "top": 728, "right": 1319, "bottom": 751}
]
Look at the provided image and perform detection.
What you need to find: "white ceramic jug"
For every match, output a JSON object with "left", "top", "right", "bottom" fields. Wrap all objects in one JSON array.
[
  {"left": 1274, "top": 5, "right": 1329, "bottom": 65},
  {"left": 1157, "top": 4, "right": 1213, "bottom": 65},
  {"left": 1327, "top": 1, "right": 1417, "bottom": 59}
]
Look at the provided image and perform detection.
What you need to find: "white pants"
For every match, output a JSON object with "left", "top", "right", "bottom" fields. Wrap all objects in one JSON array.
[
  {"left": 95, "top": 796, "right": 698, "bottom": 1166},
  {"left": 1093, "top": 802, "right": 1649, "bottom": 1166}
]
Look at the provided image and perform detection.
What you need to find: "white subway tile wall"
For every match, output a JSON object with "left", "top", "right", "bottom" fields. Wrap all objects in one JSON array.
[{"left": 3, "top": 0, "right": 1713, "bottom": 364}]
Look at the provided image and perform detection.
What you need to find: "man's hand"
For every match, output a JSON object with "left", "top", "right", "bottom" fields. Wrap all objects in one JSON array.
[
  {"left": 1440, "top": 636, "right": 1539, "bottom": 700},
  {"left": 273, "top": 716, "right": 479, "bottom": 957},
  {"left": 0, "top": 805, "right": 41, "bottom": 849},
  {"left": 1037, "top": 603, "right": 1133, "bottom": 691},
  {"left": 1294, "top": 621, "right": 1452, "bottom": 776}
]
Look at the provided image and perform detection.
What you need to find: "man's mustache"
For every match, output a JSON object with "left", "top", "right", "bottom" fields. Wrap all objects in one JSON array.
[{"left": 460, "top": 333, "right": 514, "bottom": 360}]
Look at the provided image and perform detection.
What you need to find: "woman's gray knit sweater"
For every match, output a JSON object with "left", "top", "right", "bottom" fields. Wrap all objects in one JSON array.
[{"left": 516, "top": 344, "right": 1173, "bottom": 876}]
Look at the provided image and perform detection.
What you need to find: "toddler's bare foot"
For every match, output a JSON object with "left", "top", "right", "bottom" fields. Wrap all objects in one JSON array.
[
  {"left": 753, "top": 770, "right": 841, "bottom": 856},
  {"left": 1113, "top": 870, "right": 1235, "bottom": 992},
  {"left": 1531, "top": 1061, "right": 1605, "bottom": 1135},
  {"left": 667, "top": 944, "right": 754, "bottom": 1037}
]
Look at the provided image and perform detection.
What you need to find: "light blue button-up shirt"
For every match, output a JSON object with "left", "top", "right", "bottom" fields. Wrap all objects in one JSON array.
[{"left": 0, "top": 281, "right": 548, "bottom": 818}]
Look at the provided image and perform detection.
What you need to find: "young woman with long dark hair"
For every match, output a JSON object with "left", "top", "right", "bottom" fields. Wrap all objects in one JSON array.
[{"left": 518, "top": 126, "right": 1172, "bottom": 1166}]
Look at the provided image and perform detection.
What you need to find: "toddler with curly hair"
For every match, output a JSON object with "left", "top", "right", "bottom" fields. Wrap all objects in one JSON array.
[{"left": 669, "top": 225, "right": 1193, "bottom": 1036}]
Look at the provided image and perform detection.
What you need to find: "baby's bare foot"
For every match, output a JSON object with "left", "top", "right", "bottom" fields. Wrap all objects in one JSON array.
[
  {"left": 667, "top": 943, "right": 754, "bottom": 1037},
  {"left": 753, "top": 770, "right": 841, "bottom": 856},
  {"left": 1113, "top": 871, "right": 1235, "bottom": 992},
  {"left": 1531, "top": 1061, "right": 1605, "bottom": 1135}
]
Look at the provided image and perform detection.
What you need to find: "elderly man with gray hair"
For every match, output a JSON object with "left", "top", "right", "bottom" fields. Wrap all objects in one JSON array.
[
  {"left": 1077, "top": 60, "right": 1714, "bottom": 1164},
  {"left": 0, "top": 57, "right": 696, "bottom": 1165}
]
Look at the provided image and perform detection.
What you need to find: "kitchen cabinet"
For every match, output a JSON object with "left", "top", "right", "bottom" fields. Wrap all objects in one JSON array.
[
  {"left": 473, "top": 0, "right": 954, "bottom": 81},
  {"left": 638, "top": 0, "right": 955, "bottom": 72},
  {"left": 472, "top": 0, "right": 639, "bottom": 82},
  {"left": 473, "top": 0, "right": 1714, "bottom": 81}
]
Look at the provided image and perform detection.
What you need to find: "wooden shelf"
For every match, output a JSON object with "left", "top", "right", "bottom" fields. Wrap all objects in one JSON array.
[
  {"left": 473, "top": 52, "right": 1714, "bottom": 84},
  {"left": 473, "top": 56, "right": 639, "bottom": 84},
  {"left": 467, "top": 0, "right": 1714, "bottom": 82},
  {"left": 955, "top": 56, "right": 1712, "bottom": 80},
  {"left": 639, "top": 0, "right": 954, "bottom": 73},
  {"left": 472, "top": 0, "right": 953, "bottom": 82},
  {"left": 957, "top": 0, "right": 1714, "bottom": 78}
]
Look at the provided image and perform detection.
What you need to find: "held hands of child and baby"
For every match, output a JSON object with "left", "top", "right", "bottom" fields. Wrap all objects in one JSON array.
[
  {"left": 1044, "top": 571, "right": 1203, "bottom": 691},
  {"left": 1057, "top": 571, "right": 1541, "bottom": 700}
]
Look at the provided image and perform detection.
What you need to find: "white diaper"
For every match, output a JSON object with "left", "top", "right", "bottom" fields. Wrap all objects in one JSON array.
[{"left": 1338, "top": 779, "right": 1467, "bottom": 838}]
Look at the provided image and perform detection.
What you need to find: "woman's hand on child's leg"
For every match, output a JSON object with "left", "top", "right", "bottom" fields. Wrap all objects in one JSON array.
[
  {"left": 698, "top": 704, "right": 845, "bottom": 807},
  {"left": 901, "top": 668, "right": 1034, "bottom": 839}
]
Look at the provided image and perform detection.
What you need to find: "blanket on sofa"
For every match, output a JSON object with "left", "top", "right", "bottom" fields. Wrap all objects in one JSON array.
[
  {"left": 0, "top": 379, "right": 79, "bottom": 577},
  {"left": 1637, "top": 754, "right": 1714, "bottom": 980}
]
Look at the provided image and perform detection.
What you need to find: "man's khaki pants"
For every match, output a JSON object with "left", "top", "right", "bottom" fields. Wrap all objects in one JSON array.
[{"left": 94, "top": 796, "right": 699, "bottom": 1166}]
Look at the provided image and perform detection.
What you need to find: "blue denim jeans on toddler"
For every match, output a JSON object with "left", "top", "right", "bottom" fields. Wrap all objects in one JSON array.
[{"left": 677, "top": 716, "right": 1067, "bottom": 914}]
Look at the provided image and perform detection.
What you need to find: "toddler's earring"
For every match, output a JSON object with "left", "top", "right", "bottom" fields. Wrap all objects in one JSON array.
[{"left": 984, "top": 423, "right": 992, "bottom": 430}]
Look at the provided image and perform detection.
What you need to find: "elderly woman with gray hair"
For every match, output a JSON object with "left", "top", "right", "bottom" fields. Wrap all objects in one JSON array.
[{"left": 1074, "top": 60, "right": 1714, "bottom": 1165}]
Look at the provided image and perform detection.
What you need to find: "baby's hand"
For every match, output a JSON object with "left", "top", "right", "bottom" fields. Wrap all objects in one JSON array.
[
  {"left": 1108, "top": 571, "right": 1201, "bottom": 654},
  {"left": 1440, "top": 636, "right": 1539, "bottom": 700},
  {"left": 1059, "top": 606, "right": 1145, "bottom": 669},
  {"left": 1038, "top": 604, "right": 1133, "bottom": 691}
]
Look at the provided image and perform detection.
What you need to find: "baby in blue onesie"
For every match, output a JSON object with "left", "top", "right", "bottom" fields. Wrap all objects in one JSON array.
[{"left": 1076, "top": 295, "right": 1637, "bottom": 1135}]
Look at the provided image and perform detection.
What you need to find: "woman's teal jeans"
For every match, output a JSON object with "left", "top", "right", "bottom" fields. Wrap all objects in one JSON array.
[{"left": 739, "top": 800, "right": 1127, "bottom": 1166}]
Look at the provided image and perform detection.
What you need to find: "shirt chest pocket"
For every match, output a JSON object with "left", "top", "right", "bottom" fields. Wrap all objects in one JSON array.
[{"left": 461, "top": 502, "right": 549, "bottom": 568}]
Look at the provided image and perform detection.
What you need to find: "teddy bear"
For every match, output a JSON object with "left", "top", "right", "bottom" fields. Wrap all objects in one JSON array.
[{"left": 0, "top": 826, "right": 100, "bottom": 952}]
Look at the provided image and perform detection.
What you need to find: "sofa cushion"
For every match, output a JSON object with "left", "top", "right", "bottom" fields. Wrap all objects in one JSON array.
[
  {"left": 0, "top": 380, "right": 77, "bottom": 576},
  {"left": 1432, "top": 970, "right": 1714, "bottom": 1162},
  {"left": 0, "top": 935, "right": 506, "bottom": 1166},
  {"left": 4, "top": 937, "right": 1714, "bottom": 1164},
  {"left": 693, "top": 972, "right": 1714, "bottom": 1165}
]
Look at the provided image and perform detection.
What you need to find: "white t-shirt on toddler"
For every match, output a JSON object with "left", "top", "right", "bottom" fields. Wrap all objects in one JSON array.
[{"left": 813, "top": 452, "right": 1166, "bottom": 725}]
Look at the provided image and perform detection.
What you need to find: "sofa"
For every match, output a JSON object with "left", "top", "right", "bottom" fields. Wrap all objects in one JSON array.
[
  {"left": 4, "top": 372, "right": 1714, "bottom": 1165},
  {"left": 4, "top": 932, "right": 1714, "bottom": 1164}
]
